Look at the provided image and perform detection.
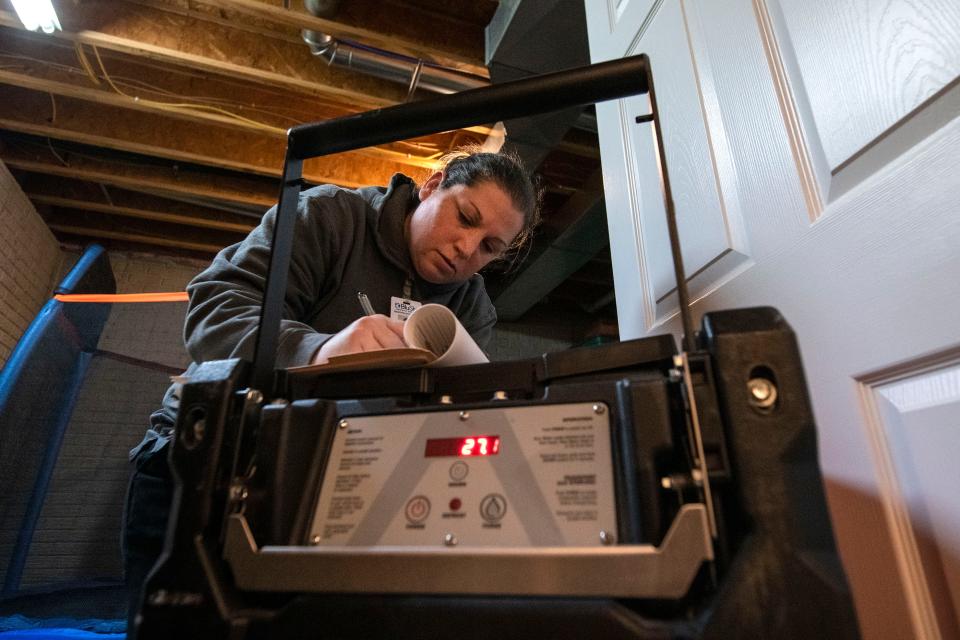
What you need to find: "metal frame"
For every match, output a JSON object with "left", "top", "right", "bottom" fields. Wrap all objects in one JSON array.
[
  {"left": 225, "top": 505, "right": 712, "bottom": 598},
  {"left": 250, "top": 54, "right": 696, "bottom": 392}
]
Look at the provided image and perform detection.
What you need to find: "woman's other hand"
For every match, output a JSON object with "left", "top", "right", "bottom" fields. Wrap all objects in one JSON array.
[{"left": 312, "top": 315, "right": 407, "bottom": 364}]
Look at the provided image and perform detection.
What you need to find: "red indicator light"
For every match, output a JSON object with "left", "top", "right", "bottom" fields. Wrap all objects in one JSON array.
[
  {"left": 449, "top": 498, "right": 462, "bottom": 511},
  {"left": 425, "top": 436, "right": 501, "bottom": 457}
]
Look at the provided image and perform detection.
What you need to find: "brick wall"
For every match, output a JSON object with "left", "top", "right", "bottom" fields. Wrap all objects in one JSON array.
[{"left": 0, "top": 160, "right": 63, "bottom": 369}]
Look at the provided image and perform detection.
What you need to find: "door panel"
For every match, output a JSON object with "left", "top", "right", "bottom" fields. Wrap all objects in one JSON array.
[
  {"left": 775, "top": 0, "right": 960, "bottom": 172},
  {"left": 869, "top": 356, "right": 960, "bottom": 638},
  {"left": 593, "top": 0, "right": 751, "bottom": 337},
  {"left": 586, "top": 0, "right": 659, "bottom": 62},
  {"left": 765, "top": 0, "right": 960, "bottom": 202},
  {"left": 588, "top": 0, "right": 960, "bottom": 637}
]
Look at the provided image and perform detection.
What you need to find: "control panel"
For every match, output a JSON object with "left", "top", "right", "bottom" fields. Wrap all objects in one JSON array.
[{"left": 308, "top": 402, "right": 618, "bottom": 547}]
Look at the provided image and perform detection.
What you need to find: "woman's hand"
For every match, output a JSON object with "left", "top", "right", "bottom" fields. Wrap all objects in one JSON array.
[{"left": 312, "top": 315, "right": 407, "bottom": 364}]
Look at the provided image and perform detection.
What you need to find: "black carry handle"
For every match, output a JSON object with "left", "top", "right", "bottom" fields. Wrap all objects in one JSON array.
[{"left": 252, "top": 54, "right": 694, "bottom": 392}]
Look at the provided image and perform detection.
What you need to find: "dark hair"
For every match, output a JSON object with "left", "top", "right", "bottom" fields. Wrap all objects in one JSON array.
[{"left": 434, "top": 147, "right": 541, "bottom": 267}]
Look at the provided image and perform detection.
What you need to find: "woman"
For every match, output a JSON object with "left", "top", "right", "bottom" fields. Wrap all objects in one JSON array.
[
  {"left": 123, "top": 149, "right": 539, "bottom": 620},
  {"left": 182, "top": 149, "right": 538, "bottom": 369}
]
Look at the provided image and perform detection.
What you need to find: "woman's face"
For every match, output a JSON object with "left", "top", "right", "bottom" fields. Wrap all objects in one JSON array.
[{"left": 407, "top": 172, "right": 523, "bottom": 284}]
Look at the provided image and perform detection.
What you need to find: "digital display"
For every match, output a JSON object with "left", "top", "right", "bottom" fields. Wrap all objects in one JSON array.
[{"left": 424, "top": 436, "right": 501, "bottom": 457}]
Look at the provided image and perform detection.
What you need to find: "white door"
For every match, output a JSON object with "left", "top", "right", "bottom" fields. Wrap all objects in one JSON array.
[{"left": 586, "top": 1, "right": 960, "bottom": 638}]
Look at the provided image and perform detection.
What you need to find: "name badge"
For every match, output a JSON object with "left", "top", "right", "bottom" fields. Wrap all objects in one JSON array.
[{"left": 390, "top": 296, "right": 422, "bottom": 322}]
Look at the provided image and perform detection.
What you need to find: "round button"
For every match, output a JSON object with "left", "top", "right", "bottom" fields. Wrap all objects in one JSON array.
[
  {"left": 479, "top": 493, "right": 507, "bottom": 523},
  {"left": 449, "top": 498, "right": 462, "bottom": 511},
  {"left": 449, "top": 461, "right": 469, "bottom": 482},
  {"left": 404, "top": 495, "right": 431, "bottom": 524}
]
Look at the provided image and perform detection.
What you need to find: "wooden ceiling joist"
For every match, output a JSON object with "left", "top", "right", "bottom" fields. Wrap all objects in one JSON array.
[
  {"left": 0, "top": 68, "right": 444, "bottom": 172},
  {"left": 0, "top": 27, "right": 484, "bottom": 170},
  {"left": 48, "top": 222, "right": 226, "bottom": 254},
  {"left": 33, "top": 193, "right": 255, "bottom": 233},
  {"left": 0, "top": 137, "right": 279, "bottom": 208},
  {"left": 0, "top": 1, "right": 406, "bottom": 107},
  {"left": 0, "top": 29, "right": 345, "bottom": 127},
  {"left": 0, "top": 85, "right": 411, "bottom": 188},
  {"left": 17, "top": 172, "right": 257, "bottom": 233},
  {"left": 42, "top": 204, "right": 243, "bottom": 253}
]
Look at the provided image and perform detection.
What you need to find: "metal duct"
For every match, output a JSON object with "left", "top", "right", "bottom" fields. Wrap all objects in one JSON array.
[
  {"left": 302, "top": 29, "right": 487, "bottom": 96},
  {"left": 303, "top": 0, "right": 343, "bottom": 19}
]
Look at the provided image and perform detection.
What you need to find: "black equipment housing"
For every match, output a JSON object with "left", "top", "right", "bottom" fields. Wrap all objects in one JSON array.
[{"left": 131, "top": 55, "right": 861, "bottom": 639}]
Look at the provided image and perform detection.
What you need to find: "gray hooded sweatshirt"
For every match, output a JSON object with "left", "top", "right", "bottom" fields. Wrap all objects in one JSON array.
[{"left": 133, "top": 174, "right": 496, "bottom": 458}]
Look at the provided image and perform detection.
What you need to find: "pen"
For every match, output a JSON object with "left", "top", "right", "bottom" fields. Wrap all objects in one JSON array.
[{"left": 357, "top": 291, "right": 376, "bottom": 316}]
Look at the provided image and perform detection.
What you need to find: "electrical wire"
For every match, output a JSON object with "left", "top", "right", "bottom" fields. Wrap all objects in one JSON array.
[
  {"left": 90, "top": 45, "right": 287, "bottom": 135},
  {"left": 45, "top": 137, "right": 69, "bottom": 166},
  {"left": 73, "top": 42, "right": 100, "bottom": 85},
  {"left": 1, "top": 48, "right": 312, "bottom": 124}
]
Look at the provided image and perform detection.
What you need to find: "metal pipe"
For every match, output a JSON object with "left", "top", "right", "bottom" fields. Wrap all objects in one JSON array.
[{"left": 302, "top": 29, "right": 487, "bottom": 95}]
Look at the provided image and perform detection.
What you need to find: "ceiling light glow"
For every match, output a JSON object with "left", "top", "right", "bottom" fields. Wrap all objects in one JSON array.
[{"left": 11, "top": 0, "right": 62, "bottom": 34}]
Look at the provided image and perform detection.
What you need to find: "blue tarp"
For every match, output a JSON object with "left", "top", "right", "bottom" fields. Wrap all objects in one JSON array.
[{"left": 0, "top": 614, "right": 124, "bottom": 637}]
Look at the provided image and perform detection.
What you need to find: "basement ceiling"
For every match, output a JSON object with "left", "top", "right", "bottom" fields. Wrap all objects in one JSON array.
[{"left": 0, "top": 0, "right": 617, "bottom": 336}]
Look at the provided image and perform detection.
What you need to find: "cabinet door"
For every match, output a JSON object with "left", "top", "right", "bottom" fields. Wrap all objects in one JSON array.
[
  {"left": 588, "top": 0, "right": 750, "bottom": 338},
  {"left": 587, "top": 0, "right": 960, "bottom": 638},
  {"left": 585, "top": 0, "right": 658, "bottom": 62}
]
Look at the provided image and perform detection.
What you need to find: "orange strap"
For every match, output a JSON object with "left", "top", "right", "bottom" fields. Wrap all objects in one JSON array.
[{"left": 54, "top": 292, "right": 189, "bottom": 303}]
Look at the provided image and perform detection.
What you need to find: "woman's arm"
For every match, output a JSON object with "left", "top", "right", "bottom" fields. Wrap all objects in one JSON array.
[{"left": 183, "top": 191, "right": 345, "bottom": 368}]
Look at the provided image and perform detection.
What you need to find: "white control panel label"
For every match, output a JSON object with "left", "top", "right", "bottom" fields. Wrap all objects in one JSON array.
[{"left": 309, "top": 403, "right": 617, "bottom": 547}]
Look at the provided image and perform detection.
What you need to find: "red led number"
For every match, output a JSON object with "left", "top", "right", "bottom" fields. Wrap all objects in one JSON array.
[
  {"left": 458, "top": 436, "right": 499, "bottom": 456},
  {"left": 425, "top": 435, "right": 501, "bottom": 457}
]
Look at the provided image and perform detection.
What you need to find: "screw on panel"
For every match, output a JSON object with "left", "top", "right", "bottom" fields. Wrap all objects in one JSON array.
[
  {"left": 311, "top": 535, "right": 321, "bottom": 545},
  {"left": 193, "top": 419, "right": 205, "bottom": 443},
  {"left": 338, "top": 419, "right": 349, "bottom": 429},
  {"left": 599, "top": 530, "right": 615, "bottom": 545},
  {"left": 747, "top": 378, "right": 778, "bottom": 411},
  {"left": 181, "top": 414, "right": 205, "bottom": 450},
  {"left": 492, "top": 390, "right": 508, "bottom": 400},
  {"left": 459, "top": 411, "right": 470, "bottom": 421},
  {"left": 229, "top": 483, "right": 248, "bottom": 502},
  {"left": 245, "top": 389, "right": 263, "bottom": 404},
  {"left": 444, "top": 533, "right": 458, "bottom": 546},
  {"left": 592, "top": 404, "right": 605, "bottom": 415}
]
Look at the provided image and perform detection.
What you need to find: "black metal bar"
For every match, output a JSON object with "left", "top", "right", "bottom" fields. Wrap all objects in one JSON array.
[
  {"left": 287, "top": 56, "right": 650, "bottom": 160},
  {"left": 252, "top": 153, "right": 303, "bottom": 392},
  {"left": 643, "top": 61, "right": 695, "bottom": 351}
]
